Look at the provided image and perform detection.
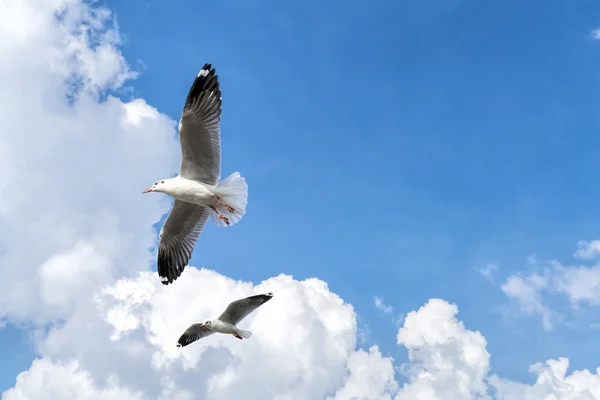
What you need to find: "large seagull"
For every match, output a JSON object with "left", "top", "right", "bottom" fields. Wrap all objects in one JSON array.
[
  {"left": 177, "top": 293, "right": 274, "bottom": 347},
  {"left": 143, "top": 64, "right": 248, "bottom": 285}
]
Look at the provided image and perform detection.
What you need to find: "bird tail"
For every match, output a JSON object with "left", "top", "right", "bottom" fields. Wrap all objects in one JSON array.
[
  {"left": 210, "top": 172, "right": 248, "bottom": 227},
  {"left": 235, "top": 328, "right": 252, "bottom": 339}
]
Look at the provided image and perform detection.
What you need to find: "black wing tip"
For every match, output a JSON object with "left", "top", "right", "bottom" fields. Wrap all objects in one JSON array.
[
  {"left": 184, "top": 62, "right": 220, "bottom": 107},
  {"left": 199, "top": 63, "right": 214, "bottom": 76},
  {"left": 177, "top": 334, "right": 195, "bottom": 348},
  {"left": 157, "top": 249, "right": 185, "bottom": 286}
]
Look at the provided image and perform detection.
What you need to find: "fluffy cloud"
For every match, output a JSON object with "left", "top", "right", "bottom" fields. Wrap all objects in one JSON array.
[
  {"left": 2, "top": 0, "right": 600, "bottom": 399},
  {"left": 5, "top": 268, "right": 398, "bottom": 400},
  {"left": 395, "top": 299, "right": 491, "bottom": 400},
  {"left": 393, "top": 299, "right": 600, "bottom": 400},
  {"left": 3, "top": 359, "right": 143, "bottom": 400},
  {"left": 0, "top": 0, "right": 178, "bottom": 325}
]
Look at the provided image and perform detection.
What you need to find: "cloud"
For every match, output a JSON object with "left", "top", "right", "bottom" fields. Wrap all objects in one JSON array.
[
  {"left": 2, "top": 0, "right": 600, "bottom": 399},
  {"left": 393, "top": 299, "right": 600, "bottom": 400},
  {"left": 0, "top": 0, "right": 179, "bottom": 325},
  {"left": 591, "top": 29, "right": 600, "bottom": 40},
  {"left": 574, "top": 240, "right": 600, "bottom": 260},
  {"left": 489, "top": 358, "right": 600, "bottom": 399},
  {"left": 501, "top": 273, "right": 558, "bottom": 330},
  {"left": 374, "top": 296, "right": 394, "bottom": 314},
  {"left": 6, "top": 269, "right": 399, "bottom": 400},
  {"left": 499, "top": 244, "right": 600, "bottom": 329},
  {"left": 8, "top": 268, "right": 600, "bottom": 400},
  {"left": 395, "top": 299, "right": 491, "bottom": 399},
  {"left": 3, "top": 359, "right": 143, "bottom": 400}
]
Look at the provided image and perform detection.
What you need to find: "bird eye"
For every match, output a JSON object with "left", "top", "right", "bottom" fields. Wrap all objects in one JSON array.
[{"left": 154, "top": 182, "right": 158, "bottom": 185}]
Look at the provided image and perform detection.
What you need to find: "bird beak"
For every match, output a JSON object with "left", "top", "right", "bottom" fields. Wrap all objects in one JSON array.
[{"left": 142, "top": 187, "right": 152, "bottom": 194}]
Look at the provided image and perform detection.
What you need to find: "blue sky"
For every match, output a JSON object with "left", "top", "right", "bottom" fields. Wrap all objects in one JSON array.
[{"left": 4, "top": 0, "right": 600, "bottom": 394}]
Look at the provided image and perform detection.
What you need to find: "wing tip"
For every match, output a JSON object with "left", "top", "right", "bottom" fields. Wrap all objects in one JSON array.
[
  {"left": 198, "top": 63, "right": 213, "bottom": 77},
  {"left": 184, "top": 62, "right": 221, "bottom": 112},
  {"left": 157, "top": 249, "right": 185, "bottom": 286},
  {"left": 259, "top": 292, "right": 274, "bottom": 302}
]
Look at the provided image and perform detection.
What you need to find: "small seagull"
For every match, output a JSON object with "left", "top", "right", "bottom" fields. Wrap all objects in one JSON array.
[
  {"left": 143, "top": 64, "right": 248, "bottom": 285},
  {"left": 177, "top": 293, "right": 274, "bottom": 347}
]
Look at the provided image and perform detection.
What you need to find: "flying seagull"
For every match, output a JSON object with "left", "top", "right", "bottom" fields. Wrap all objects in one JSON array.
[
  {"left": 143, "top": 64, "right": 248, "bottom": 285},
  {"left": 176, "top": 292, "right": 274, "bottom": 347}
]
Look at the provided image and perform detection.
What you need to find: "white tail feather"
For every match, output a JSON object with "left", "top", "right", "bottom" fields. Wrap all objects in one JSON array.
[
  {"left": 236, "top": 328, "right": 252, "bottom": 339},
  {"left": 210, "top": 172, "right": 248, "bottom": 227}
]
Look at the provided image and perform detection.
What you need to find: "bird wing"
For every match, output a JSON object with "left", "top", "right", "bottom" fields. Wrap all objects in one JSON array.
[
  {"left": 177, "top": 323, "right": 215, "bottom": 347},
  {"left": 218, "top": 293, "right": 274, "bottom": 325},
  {"left": 157, "top": 201, "right": 209, "bottom": 285},
  {"left": 178, "top": 63, "right": 222, "bottom": 185}
]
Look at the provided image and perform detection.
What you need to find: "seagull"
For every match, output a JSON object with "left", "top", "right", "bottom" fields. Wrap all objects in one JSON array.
[
  {"left": 177, "top": 292, "right": 274, "bottom": 347},
  {"left": 143, "top": 64, "right": 248, "bottom": 285}
]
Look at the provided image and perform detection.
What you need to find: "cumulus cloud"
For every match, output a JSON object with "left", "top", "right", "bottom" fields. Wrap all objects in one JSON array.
[
  {"left": 7, "top": 269, "right": 399, "bottom": 400},
  {"left": 393, "top": 299, "right": 600, "bottom": 400},
  {"left": 0, "top": 0, "right": 179, "bottom": 325},
  {"left": 395, "top": 299, "right": 491, "bottom": 399},
  {"left": 2, "top": 0, "right": 600, "bottom": 399}
]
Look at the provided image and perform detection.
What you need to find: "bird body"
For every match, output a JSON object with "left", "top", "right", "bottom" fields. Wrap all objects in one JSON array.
[
  {"left": 143, "top": 63, "right": 248, "bottom": 285},
  {"left": 151, "top": 176, "right": 219, "bottom": 207},
  {"left": 177, "top": 293, "right": 273, "bottom": 347},
  {"left": 206, "top": 319, "right": 243, "bottom": 335}
]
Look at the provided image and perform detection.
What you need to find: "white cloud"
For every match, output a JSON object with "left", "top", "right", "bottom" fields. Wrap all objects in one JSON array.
[
  {"left": 395, "top": 299, "right": 491, "bottom": 399},
  {"left": 393, "top": 299, "right": 600, "bottom": 400},
  {"left": 374, "top": 296, "right": 394, "bottom": 314},
  {"left": 3, "top": 1, "right": 600, "bottom": 399},
  {"left": 489, "top": 358, "right": 600, "bottom": 399},
  {"left": 6, "top": 269, "right": 399, "bottom": 400},
  {"left": 591, "top": 29, "right": 600, "bottom": 40},
  {"left": 3, "top": 359, "right": 143, "bottom": 400},
  {"left": 0, "top": 0, "right": 178, "bottom": 324},
  {"left": 499, "top": 245, "right": 600, "bottom": 329},
  {"left": 501, "top": 273, "right": 558, "bottom": 330},
  {"left": 574, "top": 240, "right": 600, "bottom": 260}
]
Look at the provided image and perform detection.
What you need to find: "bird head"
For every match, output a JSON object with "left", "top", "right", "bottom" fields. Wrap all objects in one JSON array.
[{"left": 142, "top": 180, "right": 166, "bottom": 194}]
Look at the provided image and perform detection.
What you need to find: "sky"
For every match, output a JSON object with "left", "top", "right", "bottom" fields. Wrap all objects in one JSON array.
[{"left": 2, "top": 0, "right": 600, "bottom": 398}]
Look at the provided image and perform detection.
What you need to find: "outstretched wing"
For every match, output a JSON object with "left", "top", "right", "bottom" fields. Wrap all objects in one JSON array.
[
  {"left": 178, "top": 63, "right": 222, "bottom": 184},
  {"left": 177, "top": 323, "right": 215, "bottom": 347},
  {"left": 218, "top": 293, "right": 274, "bottom": 325},
  {"left": 157, "top": 201, "right": 209, "bottom": 285}
]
